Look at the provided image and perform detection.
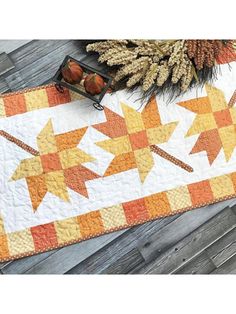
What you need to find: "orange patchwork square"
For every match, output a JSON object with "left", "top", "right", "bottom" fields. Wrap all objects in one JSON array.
[
  {"left": 46, "top": 86, "right": 71, "bottom": 107},
  {"left": 230, "top": 172, "right": 236, "bottom": 191},
  {"left": 129, "top": 130, "right": 149, "bottom": 150},
  {"left": 4, "top": 94, "right": 27, "bottom": 117},
  {"left": 144, "top": 192, "right": 171, "bottom": 218},
  {"left": 214, "top": 109, "right": 233, "bottom": 128},
  {"left": 0, "top": 235, "right": 9, "bottom": 259},
  {"left": 188, "top": 180, "right": 214, "bottom": 206},
  {"left": 77, "top": 211, "right": 104, "bottom": 238},
  {"left": 31, "top": 223, "right": 58, "bottom": 251},
  {"left": 40, "top": 152, "right": 62, "bottom": 173},
  {"left": 123, "top": 198, "right": 149, "bottom": 224}
]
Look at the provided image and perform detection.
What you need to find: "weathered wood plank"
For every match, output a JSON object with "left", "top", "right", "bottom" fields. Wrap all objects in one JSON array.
[
  {"left": 1, "top": 40, "right": 71, "bottom": 89},
  {"left": 8, "top": 40, "right": 70, "bottom": 71},
  {"left": 174, "top": 251, "right": 216, "bottom": 274},
  {"left": 0, "top": 53, "right": 14, "bottom": 76},
  {"left": 24, "top": 229, "right": 127, "bottom": 274},
  {"left": 101, "top": 248, "right": 145, "bottom": 274},
  {"left": 231, "top": 203, "right": 236, "bottom": 214},
  {"left": 4, "top": 72, "right": 27, "bottom": 91},
  {"left": 5, "top": 51, "right": 72, "bottom": 90},
  {"left": 137, "top": 200, "right": 235, "bottom": 264},
  {"left": 211, "top": 253, "right": 236, "bottom": 274},
  {"left": 206, "top": 227, "right": 236, "bottom": 267},
  {"left": 0, "top": 262, "right": 10, "bottom": 269},
  {"left": 0, "top": 40, "right": 31, "bottom": 54},
  {"left": 0, "top": 78, "right": 11, "bottom": 93},
  {"left": 66, "top": 216, "right": 178, "bottom": 274},
  {"left": 0, "top": 250, "right": 57, "bottom": 274},
  {"left": 133, "top": 205, "right": 236, "bottom": 274}
]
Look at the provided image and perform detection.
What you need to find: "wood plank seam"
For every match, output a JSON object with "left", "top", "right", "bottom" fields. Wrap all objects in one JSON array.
[
  {"left": 209, "top": 252, "right": 236, "bottom": 274},
  {"left": 171, "top": 225, "right": 236, "bottom": 274},
  {"left": 133, "top": 206, "right": 236, "bottom": 274}
]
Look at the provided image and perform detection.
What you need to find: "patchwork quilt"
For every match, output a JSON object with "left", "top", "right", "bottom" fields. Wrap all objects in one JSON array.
[{"left": 0, "top": 62, "right": 236, "bottom": 261}]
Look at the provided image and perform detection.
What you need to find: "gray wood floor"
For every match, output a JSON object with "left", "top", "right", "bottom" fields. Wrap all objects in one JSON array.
[{"left": 0, "top": 40, "right": 236, "bottom": 274}]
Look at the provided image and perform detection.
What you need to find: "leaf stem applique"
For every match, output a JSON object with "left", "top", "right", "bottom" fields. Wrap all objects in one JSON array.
[
  {"left": 228, "top": 90, "right": 236, "bottom": 108},
  {"left": 0, "top": 130, "right": 39, "bottom": 156},
  {"left": 150, "top": 145, "right": 193, "bottom": 173}
]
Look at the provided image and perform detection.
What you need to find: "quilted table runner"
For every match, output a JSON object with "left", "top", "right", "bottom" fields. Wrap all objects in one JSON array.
[{"left": 1, "top": 62, "right": 236, "bottom": 261}]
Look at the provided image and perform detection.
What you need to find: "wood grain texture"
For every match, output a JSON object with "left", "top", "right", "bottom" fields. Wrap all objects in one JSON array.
[
  {"left": 171, "top": 208, "right": 236, "bottom": 274},
  {"left": 24, "top": 230, "right": 127, "bottom": 274},
  {"left": 101, "top": 248, "right": 145, "bottom": 274},
  {"left": 0, "top": 53, "right": 14, "bottom": 76},
  {"left": 206, "top": 227, "right": 236, "bottom": 267},
  {"left": 0, "top": 78, "right": 11, "bottom": 93},
  {"left": 174, "top": 251, "right": 216, "bottom": 274},
  {"left": 0, "top": 250, "right": 57, "bottom": 274},
  {"left": 4, "top": 71, "right": 27, "bottom": 90},
  {"left": 0, "top": 40, "right": 31, "bottom": 54},
  {"left": 133, "top": 203, "right": 236, "bottom": 274},
  {"left": 67, "top": 216, "right": 178, "bottom": 274},
  {"left": 8, "top": 40, "right": 70, "bottom": 71},
  {"left": 0, "top": 40, "right": 236, "bottom": 274},
  {"left": 137, "top": 201, "right": 235, "bottom": 264},
  {"left": 210, "top": 253, "right": 236, "bottom": 274}
]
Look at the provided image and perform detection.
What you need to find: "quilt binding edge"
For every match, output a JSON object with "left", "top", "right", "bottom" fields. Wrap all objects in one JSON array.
[{"left": 0, "top": 192, "right": 236, "bottom": 262}]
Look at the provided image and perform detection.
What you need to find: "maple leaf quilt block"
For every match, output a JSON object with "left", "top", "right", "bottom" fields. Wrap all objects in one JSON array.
[
  {"left": 94, "top": 96, "right": 179, "bottom": 183},
  {"left": 11, "top": 119, "right": 99, "bottom": 211},
  {"left": 178, "top": 84, "right": 236, "bottom": 164}
]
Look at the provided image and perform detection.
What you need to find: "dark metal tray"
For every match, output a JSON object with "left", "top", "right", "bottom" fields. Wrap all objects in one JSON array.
[{"left": 52, "top": 55, "right": 113, "bottom": 110}]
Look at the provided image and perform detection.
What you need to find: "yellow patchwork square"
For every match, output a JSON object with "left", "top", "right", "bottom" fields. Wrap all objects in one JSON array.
[
  {"left": 11, "top": 156, "right": 43, "bottom": 180},
  {"left": 121, "top": 103, "right": 145, "bottom": 133},
  {"left": 7, "top": 229, "right": 34, "bottom": 256},
  {"left": 187, "top": 113, "right": 217, "bottom": 136},
  {"left": 100, "top": 205, "right": 127, "bottom": 230},
  {"left": 167, "top": 186, "right": 192, "bottom": 211},
  {"left": 44, "top": 170, "right": 69, "bottom": 202},
  {"left": 59, "top": 148, "right": 94, "bottom": 169},
  {"left": 55, "top": 217, "right": 81, "bottom": 244},
  {"left": 210, "top": 175, "right": 235, "bottom": 198},
  {"left": 218, "top": 125, "right": 236, "bottom": 161},
  {"left": 25, "top": 89, "right": 49, "bottom": 111},
  {"left": 206, "top": 84, "right": 228, "bottom": 112},
  {"left": 147, "top": 122, "right": 177, "bottom": 145},
  {"left": 0, "top": 97, "right": 6, "bottom": 118}
]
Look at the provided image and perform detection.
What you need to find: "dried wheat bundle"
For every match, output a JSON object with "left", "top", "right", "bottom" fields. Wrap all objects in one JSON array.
[{"left": 86, "top": 40, "right": 235, "bottom": 99}]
